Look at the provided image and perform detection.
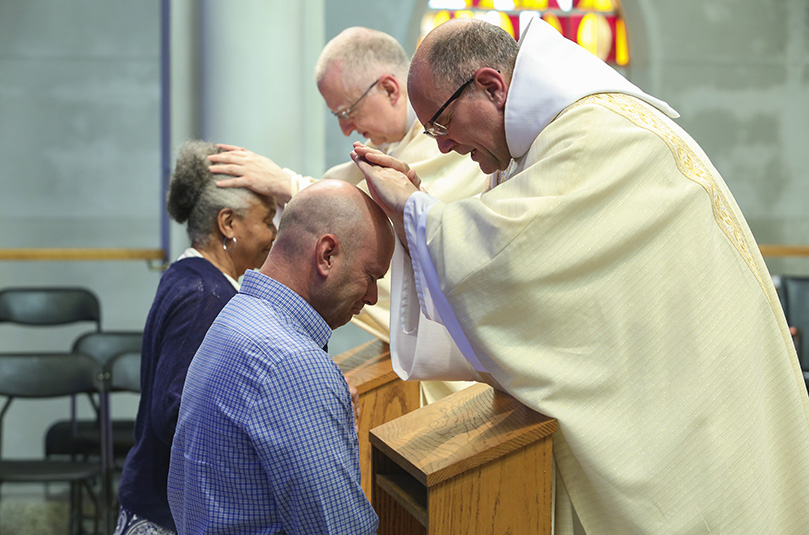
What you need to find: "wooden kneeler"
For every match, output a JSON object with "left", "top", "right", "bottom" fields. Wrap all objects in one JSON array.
[
  {"left": 333, "top": 339, "right": 420, "bottom": 501},
  {"left": 370, "top": 383, "right": 557, "bottom": 535}
]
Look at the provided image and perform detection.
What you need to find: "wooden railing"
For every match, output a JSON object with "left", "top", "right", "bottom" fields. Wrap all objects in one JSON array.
[
  {"left": 0, "top": 249, "right": 166, "bottom": 270},
  {"left": 0, "top": 245, "right": 806, "bottom": 263},
  {"left": 758, "top": 245, "right": 809, "bottom": 258}
]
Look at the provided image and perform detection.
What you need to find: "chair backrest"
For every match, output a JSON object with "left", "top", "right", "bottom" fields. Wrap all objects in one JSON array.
[
  {"left": 781, "top": 276, "right": 809, "bottom": 370},
  {"left": 0, "top": 353, "right": 102, "bottom": 398},
  {"left": 0, "top": 352, "right": 108, "bottom": 471},
  {"left": 106, "top": 351, "right": 141, "bottom": 393},
  {"left": 73, "top": 331, "right": 142, "bottom": 367},
  {"left": 0, "top": 287, "right": 101, "bottom": 329}
]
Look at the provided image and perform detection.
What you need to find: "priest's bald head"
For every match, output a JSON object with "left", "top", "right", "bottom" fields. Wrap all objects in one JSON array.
[{"left": 408, "top": 19, "right": 519, "bottom": 174}]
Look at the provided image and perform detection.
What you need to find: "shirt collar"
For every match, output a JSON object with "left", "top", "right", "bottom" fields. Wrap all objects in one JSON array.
[
  {"left": 239, "top": 270, "right": 332, "bottom": 350},
  {"left": 504, "top": 18, "right": 679, "bottom": 160}
]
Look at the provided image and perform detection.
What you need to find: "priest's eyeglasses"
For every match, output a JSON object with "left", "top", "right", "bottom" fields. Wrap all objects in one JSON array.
[
  {"left": 423, "top": 76, "right": 475, "bottom": 138},
  {"left": 331, "top": 78, "right": 380, "bottom": 121}
]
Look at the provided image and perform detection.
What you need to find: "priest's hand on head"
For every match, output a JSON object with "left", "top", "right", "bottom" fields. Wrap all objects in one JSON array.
[
  {"left": 351, "top": 142, "right": 419, "bottom": 253},
  {"left": 209, "top": 143, "right": 293, "bottom": 204}
]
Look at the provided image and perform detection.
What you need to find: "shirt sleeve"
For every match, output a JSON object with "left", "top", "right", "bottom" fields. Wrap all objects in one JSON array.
[{"left": 247, "top": 350, "right": 378, "bottom": 535}]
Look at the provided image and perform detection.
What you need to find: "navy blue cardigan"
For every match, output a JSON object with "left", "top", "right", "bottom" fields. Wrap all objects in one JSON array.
[{"left": 118, "top": 257, "right": 237, "bottom": 530}]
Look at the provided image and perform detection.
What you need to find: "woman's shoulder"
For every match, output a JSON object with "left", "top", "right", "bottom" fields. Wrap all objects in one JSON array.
[
  {"left": 168, "top": 255, "right": 220, "bottom": 276},
  {"left": 159, "top": 257, "right": 236, "bottom": 301}
]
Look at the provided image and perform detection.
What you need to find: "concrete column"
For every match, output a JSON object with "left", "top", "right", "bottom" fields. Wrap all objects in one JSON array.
[
  {"left": 168, "top": 0, "right": 325, "bottom": 258},
  {"left": 199, "top": 0, "right": 325, "bottom": 177}
]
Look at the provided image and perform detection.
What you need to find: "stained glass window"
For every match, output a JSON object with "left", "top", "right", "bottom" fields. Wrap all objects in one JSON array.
[{"left": 421, "top": 0, "right": 629, "bottom": 66}]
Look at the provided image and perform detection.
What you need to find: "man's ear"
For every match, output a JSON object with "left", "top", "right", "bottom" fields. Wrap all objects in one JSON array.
[
  {"left": 217, "top": 208, "right": 236, "bottom": 238},
  {"left": 378, "top": 73, "right": 401, "bottom": 106},
  {"left": 474, "top": 67, "right": 508, "bottom": 109},
  {"left": 315, "top": 234, "right": 340, "bottom": 277}
]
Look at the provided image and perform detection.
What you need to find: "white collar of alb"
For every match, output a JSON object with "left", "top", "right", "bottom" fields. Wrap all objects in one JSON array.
[{"left": 504, "top": 18, "right": 679, "bottom": 160}]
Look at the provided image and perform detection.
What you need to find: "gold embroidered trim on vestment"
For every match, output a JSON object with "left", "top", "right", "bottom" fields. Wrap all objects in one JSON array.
[{"left": 561, "top": 93, "right": 764, "bottom": 291}]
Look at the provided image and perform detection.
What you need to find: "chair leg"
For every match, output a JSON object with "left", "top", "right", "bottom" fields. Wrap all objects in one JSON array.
[
  {"left": 103, "top": 467, "right": 115, "bottom": 535},
  {"left": 69, "top": 481, "right": 80, "bottom": 535},
  {"left": 69, "top": 478, "right": 101, "bottom": 535},
  {"left": 82, "top": 479, "right": 99, "bottom": 535}
]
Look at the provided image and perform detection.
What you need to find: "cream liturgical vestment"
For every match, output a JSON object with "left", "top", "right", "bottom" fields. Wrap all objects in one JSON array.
[
  {"left": 285, "top": 105, "right": 486, "bottom": 402},
  {"left": 399, "top": 21, "right": 809, "bottom": 535}
]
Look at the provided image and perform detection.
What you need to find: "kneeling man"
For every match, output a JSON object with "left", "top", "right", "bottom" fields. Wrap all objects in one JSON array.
[{"left": 168, "top": 180, "right": 393, "bottom": 534}]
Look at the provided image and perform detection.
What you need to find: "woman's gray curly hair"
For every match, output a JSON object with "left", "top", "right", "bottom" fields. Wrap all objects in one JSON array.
[{"left": 167, "top": 140, "right": 258, "bottom": 246}]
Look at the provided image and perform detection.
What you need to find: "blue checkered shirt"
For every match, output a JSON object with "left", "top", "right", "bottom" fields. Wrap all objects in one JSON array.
[{"left": 168, "top": 270, "right": 378, "bottom": 534}]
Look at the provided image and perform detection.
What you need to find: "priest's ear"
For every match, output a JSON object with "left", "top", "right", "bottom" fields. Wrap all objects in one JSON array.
[
  {"left": 378, "top": 73, "right": 401, "bottom": 106},
  {"left": 474, "top": 67, "right": 508, "bottom": 109}
]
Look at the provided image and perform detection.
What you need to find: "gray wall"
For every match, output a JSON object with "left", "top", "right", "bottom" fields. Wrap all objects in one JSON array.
[
  {"left": 0, "top": 1, "right": 165, "bottom": 465},
  {"left": 623, "top": 0, "right": 809, "bottom": 276},
  {"left": 0, "top": 0, "right": 806, "bottom": 469}
]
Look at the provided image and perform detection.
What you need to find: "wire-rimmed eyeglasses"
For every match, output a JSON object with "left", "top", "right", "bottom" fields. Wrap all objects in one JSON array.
[
  {"left": 422, "top": 76, "right": 475, "bottom": 138},
  {"left": 331, "top": 78, "right": 380, "bottom": 121}
]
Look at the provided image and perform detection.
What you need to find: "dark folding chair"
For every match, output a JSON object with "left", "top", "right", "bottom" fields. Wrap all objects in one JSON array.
[
  {"left": 99, "top": 350, "right": 142, "bottom": 532},
  {"left": 0, "top": 287, "right": 101, "bottom": 331},
  {"left": 105, "top": 349, "right": 142, "bottom": 464},
  {"left": 780, "top": 276, "right": 809, "bottom": 390},
  {"left": 46, "top": 331, "right": 143, "bottom": 464},
  {"left": 0, "top": 287, "right": 104, "bottom": 533},
  {"left": 107, "top": 352, "right": 141, "bottom": 395},
  {"left": 0, "top": 353, "right": 108, "bottom": 535}
]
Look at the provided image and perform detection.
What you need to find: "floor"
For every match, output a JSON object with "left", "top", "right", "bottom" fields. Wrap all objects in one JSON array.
[
  {"left": 1, "top": 486, "right": 71, "bottom": 535},
  {"left": 0, "top": 484, "right": 107, "bottom": 535}
]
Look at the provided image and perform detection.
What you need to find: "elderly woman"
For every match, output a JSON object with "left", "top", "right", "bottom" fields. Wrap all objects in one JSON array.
[{"left": 114, "top": 140, "right": 276, "bottom": 535}]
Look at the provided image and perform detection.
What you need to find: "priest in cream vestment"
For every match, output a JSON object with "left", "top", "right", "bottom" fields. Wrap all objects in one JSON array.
[
  {"left": 208, "top": 27, "right": 485, "bottom": 403},
  {"left": 352, "top": 19, "right": 809, "bottom": 534}
]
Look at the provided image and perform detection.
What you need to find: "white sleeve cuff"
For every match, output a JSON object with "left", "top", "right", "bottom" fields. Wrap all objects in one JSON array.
[{"left": 402, "top": 192, "right": 488, "bottom": 374}]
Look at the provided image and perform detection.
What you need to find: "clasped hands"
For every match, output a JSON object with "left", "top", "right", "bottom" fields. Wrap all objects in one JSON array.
[{"left": 350, "top": 143, "right": 423, "bottom": 246}]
